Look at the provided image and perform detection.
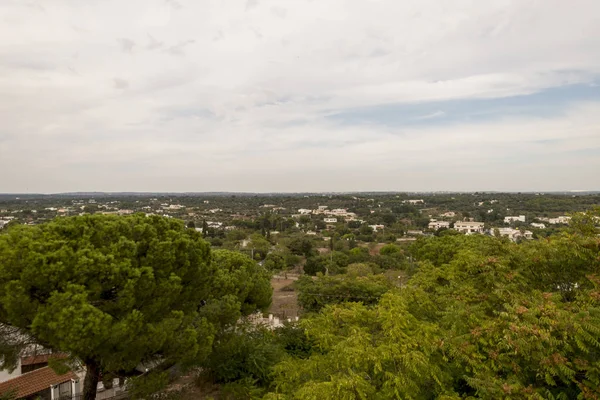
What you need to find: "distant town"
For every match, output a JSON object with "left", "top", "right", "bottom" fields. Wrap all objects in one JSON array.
[{"left": 1, "top": 192, "right": 597, "bottom": 245}]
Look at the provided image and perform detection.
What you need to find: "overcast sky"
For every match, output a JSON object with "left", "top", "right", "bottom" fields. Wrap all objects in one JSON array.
[{"left": 1, "top": 0, "right": 599, "bottom": 193}]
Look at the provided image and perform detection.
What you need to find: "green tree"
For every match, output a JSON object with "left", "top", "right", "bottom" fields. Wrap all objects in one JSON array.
[
  {"left": 303, "top": 256, "right": 327, "bottom": 276},
  {"left": 296, "top": 272, "right": 392, "bottom": 313},
  {"left": 200, "top": 219, "right": 209, "bottom": 237},
  {"left": 249, "top": 233, "right": 271, "bottom": 260},
  {"left": 202, "top": 323, "right": 283, "bottom": 388},
  {"left": 269, "top": 231, "right": 600, "bottom": 399},
  {"left": 379, "top": 243, "right": 400, "bottom": 256},
  {"left": 0, "top": 215, "right": 271, "bottom": 400},
  {"left": 209, "top": 250, "right": 272, "bottom": 317},
  {"left": 287, "top": 235, "right": 314, "bottom": 257},
  {"left": 264, "top": 252, "right": 286, "bottom": 271}
]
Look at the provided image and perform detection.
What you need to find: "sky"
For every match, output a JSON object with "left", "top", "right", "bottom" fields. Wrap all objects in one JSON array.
[{"left": 1, "top": 0, "right": 599, "bottom": 193}]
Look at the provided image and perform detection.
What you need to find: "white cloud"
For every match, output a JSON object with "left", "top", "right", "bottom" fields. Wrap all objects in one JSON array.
[{"left": 0, "top": 0, "right": 599, "bottom": 192}]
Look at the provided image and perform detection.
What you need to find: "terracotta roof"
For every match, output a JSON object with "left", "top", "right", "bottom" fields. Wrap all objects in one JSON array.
[
  {"left": 0, "top": 367, "right": 77, "bottom": 399},
  {"left": 20, "top": 353, "right": 66, "bottom": 366}
]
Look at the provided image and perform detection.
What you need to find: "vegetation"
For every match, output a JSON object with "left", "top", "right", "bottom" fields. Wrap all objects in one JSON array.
[
  {"left": 266, "top": 217, "right": 600, "bottom": 399},
  {"left": 0, "top": 215, "right": 271, "bottom": 400},
  {"left": 0, "top": 195, "right": 599, "bottom": 399}
]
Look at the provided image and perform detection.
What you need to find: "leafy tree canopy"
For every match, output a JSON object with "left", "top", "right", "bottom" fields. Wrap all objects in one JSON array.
[{"left": 0, "top": 215, "right": 272, "bottom": 400}]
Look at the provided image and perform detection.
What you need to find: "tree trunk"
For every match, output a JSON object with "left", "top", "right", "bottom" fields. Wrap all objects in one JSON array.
[{"left": 83, "top": 360, "right": 100, "bottom": 400}]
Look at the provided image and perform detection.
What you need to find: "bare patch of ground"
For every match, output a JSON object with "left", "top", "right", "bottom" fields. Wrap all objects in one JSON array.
[{"left": 269, "top": 274, "right": 300, "bottom": 319}]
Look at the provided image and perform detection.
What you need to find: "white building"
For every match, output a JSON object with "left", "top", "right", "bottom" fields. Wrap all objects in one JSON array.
[
  {"left": 403, "top": 199, "right": 424, "bottom": 204},
  {"left": 329, "top": 208, "right": 349, "bottom": 216},
  {"left": 369, "top": 224, "right": 385, "bottom": 232},
  {"left": 298, "top": 209, "right": 312, "bottom": 215},
  {"left": 428, "top": 220, "right": 450, "bottom": 230},
  {"left": 504, "top": 215, "right": 526, "bottom": 223},
  {"left": 454, "top": 221, "right": 485, "bottom": 234},
  {"left": 496, "top": 228, "right": 534, "bottom": 242},
  {"left": 440, "top": 211, "right": 456, "bottom": 218},
  {"left": 324, "top": 218, "right": 337, "bottom": 223},
  {"left": 549, "top": 216, "right": 571, "bottom": 224},
  {"left": 531, "top": 222, "right": 546, "bottom": 229}
]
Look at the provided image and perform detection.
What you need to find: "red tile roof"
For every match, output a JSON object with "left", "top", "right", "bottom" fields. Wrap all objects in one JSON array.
[
  {"left": 20, "top": 353, "right": 66, "bottom": 366},
  {"left": 0, "top": 366, "right": 77, "bottom": 399}
]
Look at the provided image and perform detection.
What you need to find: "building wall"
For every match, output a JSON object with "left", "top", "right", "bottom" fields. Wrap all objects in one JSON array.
[{"left": 0, "top": 359, "right": 21, "bottom": 384}]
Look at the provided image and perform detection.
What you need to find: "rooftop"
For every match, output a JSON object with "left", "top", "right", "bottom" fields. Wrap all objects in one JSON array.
[{"left": 0, "top": 367, "right": 77, "bottom": 399}]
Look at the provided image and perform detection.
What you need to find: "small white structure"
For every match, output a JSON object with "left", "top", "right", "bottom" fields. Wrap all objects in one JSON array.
[
  {"left": 369, "top": 224, "right": 385, "bottom": 232},
  {"left": 440, "top": 211, "right": 456, "bottom": 218},
  {"left": 329, "top": 208, "right": 349, "bottom": 216},
  {"left": 495, "top": 228, "right": 533, "bottom": 242},
  {"left": 428, "top": 220, "right": 450, "bottom": 230},
  {"left": 550, "top": 216, "right": 571, "bottom": 224},
  {"left": 504, "top": 215, "right": 526, "bottom": 223},
  {"left": 454, "top": 221, "right": 485, "bottom": 234},
  {"left": 531, "top": 222, "right": 546, "bottom": 229},
  {"left": 298, "top": 208, "right": 312, "bottom": 215},
  {"left": 403, "top": 199, "right": 424, "bottom": 204},
  {"left": 324, "top": 218, "right": 338, "bottom": 223}
]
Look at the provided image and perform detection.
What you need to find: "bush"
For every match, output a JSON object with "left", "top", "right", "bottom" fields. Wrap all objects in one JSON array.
[{"left": 202, "top": 325, "right": 284, "bottom": 387}]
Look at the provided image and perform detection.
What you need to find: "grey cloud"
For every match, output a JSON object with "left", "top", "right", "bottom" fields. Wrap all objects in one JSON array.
[
  {"left": 165, "top": 40, "right": 195, "bottom": 56},
  {"left": 113, "top": 78, "right": 129, "bottom": 89},
  {"left": 165, "top": 0, "right": 183, "bottom": 10},
  {"left": 117, "top": 38, "right": 135, "bottom": 54},
  {"left": 213, "top": 30, "right": 224, "bottom": 41},
  {"left": 246, "top": 0, "right": 258, "bottom": 11},
  {"left": 70, "top": 25, "right": 88, "bottom": 35},
  {"left": 270, "top": 7, "right": 287, "bottom": 18},
  {"left": 24, "top": 1, "right": 45, "bottom": 13},
  {"left": 147, "top": 34, "right": 164, "bottom": 50}
]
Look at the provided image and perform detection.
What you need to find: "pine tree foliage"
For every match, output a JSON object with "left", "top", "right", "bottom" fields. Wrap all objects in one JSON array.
[{"left": 0, "top": 214, "right": 272, "bottom": 400}]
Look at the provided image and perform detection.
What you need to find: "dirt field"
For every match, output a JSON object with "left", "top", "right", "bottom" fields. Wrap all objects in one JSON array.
[{"left": 269, "top": 274, "right": 300, "bottom": 319}]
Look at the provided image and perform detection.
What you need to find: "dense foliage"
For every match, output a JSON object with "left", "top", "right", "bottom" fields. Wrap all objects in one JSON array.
[
  {"left": 0, "top": 215, "right": 272, "bottom": 400},
  {"left": 266, "top": 225, "right": 600, "bottom": 399}
]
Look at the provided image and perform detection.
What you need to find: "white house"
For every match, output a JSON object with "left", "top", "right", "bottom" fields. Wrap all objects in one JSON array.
[
  {"left": 439, "top": 211, "right": 456, "bottom": 218},
  {"left": 324, "top": 218, "right": 337, "bottom": 223},
  {"left": 298, "top": 209, "right": 312, "bottom": 215},
  {"left": 531, "top": 222, "right": 546, "bottom": 229},
  {"left": 403, "top": 200, "right": 424, "bottom": 205},
  {"left": 454, "top": 221, "right": 485, "bottom": 234},
  {"left": 369, "top": 224, "right": 385, "bottom": 232},
  {"left": 496, "top": 228, "right": 534, "bottom": 242},
  {"left": 329, "top": 208, "right": 349, "bottom": 216},
  {"left": 549, "top": 216, "right": 571, "bottom": 224},
  {"left": 428, "top": 220, "right": 450, "bottom": 230},
  {"left": 0, "top": 354, "right": 82, "bottom": 400},
  {"left": 504, "top": 215, "right": 526, "bottom": 223}
]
